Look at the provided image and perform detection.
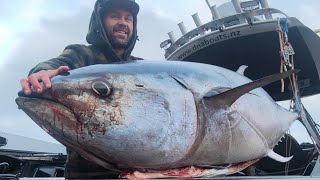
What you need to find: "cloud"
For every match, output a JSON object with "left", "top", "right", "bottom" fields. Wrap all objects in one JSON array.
[
  {"left": 0, "top": 4, "right": 92, "bottom": 143},
  {"left": 269, "top": 0, "right": 320, "bottom": 30},
  {"left": 133, "top": 10, "right": 179, "bottom": 59},
  {"left": 0, "top": 24, "right": 20, "bottom": 66}
]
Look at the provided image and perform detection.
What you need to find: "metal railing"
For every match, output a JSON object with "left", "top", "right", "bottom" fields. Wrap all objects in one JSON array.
[{"left": 162, "top": 8, "right": 288, "bottom": 58}]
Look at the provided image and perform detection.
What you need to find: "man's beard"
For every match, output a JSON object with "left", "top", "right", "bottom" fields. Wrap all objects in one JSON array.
[{"left": 107, "top": 24, "right": 132, "bottom": 49}]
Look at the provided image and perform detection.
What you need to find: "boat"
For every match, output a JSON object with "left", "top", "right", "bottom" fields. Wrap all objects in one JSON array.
[
  {"left": 0, "top": 131, "right": 66, "bottom": 179},
  {"left": 160, "top": 0, "right": 320, "bottom": 177},
  {"left": 161, "top": 0, "right": 320, "bottom": 102}
]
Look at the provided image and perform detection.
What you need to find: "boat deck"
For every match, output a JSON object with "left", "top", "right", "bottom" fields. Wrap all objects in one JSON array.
[{"left": 19, "top": 176, "right": 320, "bottom": 180}]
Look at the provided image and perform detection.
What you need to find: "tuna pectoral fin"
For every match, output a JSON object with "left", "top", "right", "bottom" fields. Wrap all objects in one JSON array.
[
  {"left": 267, "top": 150, "right": 293, "bottom": 163},
  {"left": 206, "top": 69, "right": 299, "bottom": 109}
]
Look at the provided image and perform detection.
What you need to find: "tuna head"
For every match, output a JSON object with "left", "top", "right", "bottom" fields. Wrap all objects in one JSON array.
[{"left": 15, "top": 64, "right": 198, "bottom": 170}]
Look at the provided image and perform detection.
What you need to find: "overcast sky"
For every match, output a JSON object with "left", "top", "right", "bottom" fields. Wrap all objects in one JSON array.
[{"left": 0, "top": 0, "right": 319, "bottom": 144}]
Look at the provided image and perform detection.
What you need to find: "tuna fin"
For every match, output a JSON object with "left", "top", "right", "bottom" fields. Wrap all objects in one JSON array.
[
  {"left": 206, "top": 69, "right": 299, "bottom": 109},
  {"left": 204, "top": 87, "right": 231, "bottom": 98},
  {"left": 267, "top": 150, "right": 293, "bottom": 163},
  {"left": 236, "top": 65, "right": 248, "bottom": 75}
]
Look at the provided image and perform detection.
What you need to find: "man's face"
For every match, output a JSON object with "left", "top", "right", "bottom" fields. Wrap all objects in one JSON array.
[{"left": 103, "top": 7, "right": 134, "bottom": 49}]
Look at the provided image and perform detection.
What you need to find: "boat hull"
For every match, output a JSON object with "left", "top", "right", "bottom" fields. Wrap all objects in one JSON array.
[{"left": 168, "top": 17, "right": 320, "bottom": 101}]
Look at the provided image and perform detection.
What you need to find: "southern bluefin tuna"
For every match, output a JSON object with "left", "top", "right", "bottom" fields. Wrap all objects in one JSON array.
[{"left": 16, "top": 60, "right": 298, "bottom": 178}]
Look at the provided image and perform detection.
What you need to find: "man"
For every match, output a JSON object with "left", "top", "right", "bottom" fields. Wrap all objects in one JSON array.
[{"left": 20, "top": 0, "right": 142, "bottom": 178}]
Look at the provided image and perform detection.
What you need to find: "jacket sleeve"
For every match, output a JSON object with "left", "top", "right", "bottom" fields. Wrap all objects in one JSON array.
[{"left": 28, "top": 44, "right": 91, "bottom": 75}]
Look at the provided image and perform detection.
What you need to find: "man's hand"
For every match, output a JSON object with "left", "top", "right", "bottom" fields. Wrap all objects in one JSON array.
[{"left": 20, "top": 66, "right": 70, "bottom": 95}]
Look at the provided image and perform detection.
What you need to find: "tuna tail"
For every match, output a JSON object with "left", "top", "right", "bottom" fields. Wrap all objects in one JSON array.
[{"left": 205, "top": 69, "right": 299, "bottom": 109}]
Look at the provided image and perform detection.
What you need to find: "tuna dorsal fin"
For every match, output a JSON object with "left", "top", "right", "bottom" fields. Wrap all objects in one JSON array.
[{"left": 205, "top": 69, "right": 299, "bottom": 109}]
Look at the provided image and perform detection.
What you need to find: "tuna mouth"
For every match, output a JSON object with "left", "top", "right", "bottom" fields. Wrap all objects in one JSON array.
[
  {"left": 16, "top": 90, "right": 75, "bottom": 119},
  {"left": 15, "top": 92, "right": 77, "bottom": 137},
  {"left": 17, "top": 89, "right": 61, "bottom": 105},
  {"left": 16, "top": 92, "right": 121, "bottom": 172}
]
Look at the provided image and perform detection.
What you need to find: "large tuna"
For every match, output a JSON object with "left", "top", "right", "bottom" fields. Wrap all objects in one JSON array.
[{"left": 16, "top": 60, "right": 298, "bottom": 178}]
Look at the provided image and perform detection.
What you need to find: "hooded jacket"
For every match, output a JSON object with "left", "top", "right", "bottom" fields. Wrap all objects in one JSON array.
[{"left": 29, "top": 0, "right": 142, "bottom": 75}]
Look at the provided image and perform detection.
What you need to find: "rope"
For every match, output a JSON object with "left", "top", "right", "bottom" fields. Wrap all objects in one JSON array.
[
  {"left": 276, "top": 20, "right": 296, "bottom": 175},
  {"left": 277, "top": 18, "right": 295, "bottom": 92},
  {"left": 277, "top": 17, "right": 320, "bottom": 165},
  {"left": 282, "top": 19, "right": 320, "bottom": 149}
]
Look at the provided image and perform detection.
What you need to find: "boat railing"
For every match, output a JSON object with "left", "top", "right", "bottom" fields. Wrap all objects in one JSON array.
[{"left": 161, "top": 8, "right": 288, "bottom": 58}]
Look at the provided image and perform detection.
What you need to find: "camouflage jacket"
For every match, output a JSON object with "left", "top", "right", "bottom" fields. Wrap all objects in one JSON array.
[{"left": 28, "top": 44, "right": 142, "bottom": 75}]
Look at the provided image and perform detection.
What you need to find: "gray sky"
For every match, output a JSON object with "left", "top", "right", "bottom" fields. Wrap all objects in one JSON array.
[{"left": 0, "top": 0, "right": 319, "bottom": 144}]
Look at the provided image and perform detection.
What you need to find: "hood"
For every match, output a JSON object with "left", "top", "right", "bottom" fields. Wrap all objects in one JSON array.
[{"left": 86, "top": 0, "right": 139, "bottom": 61}]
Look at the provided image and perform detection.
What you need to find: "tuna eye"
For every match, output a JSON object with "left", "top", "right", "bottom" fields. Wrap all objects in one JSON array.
[{"left": 92, "top": 81, "right": 112, "bottom": 97}]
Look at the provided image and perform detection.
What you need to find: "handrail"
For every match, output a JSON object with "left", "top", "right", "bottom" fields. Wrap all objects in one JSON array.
[{"left": 163, "top": 8, "right": 288, "bottom": 58}]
